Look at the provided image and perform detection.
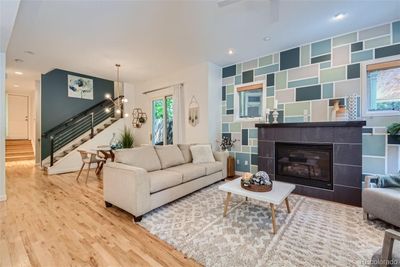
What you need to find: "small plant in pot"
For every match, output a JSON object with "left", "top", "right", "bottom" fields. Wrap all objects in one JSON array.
[
  {"left": 119, "top": 126, "right": 134, "bottom": 149},
  {"left": 387, "top": 122, "right": 400, "bottom": 136}
]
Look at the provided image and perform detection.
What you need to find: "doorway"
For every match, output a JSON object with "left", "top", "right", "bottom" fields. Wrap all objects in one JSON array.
[
  {"left": 7, "top": 94, "right": 29, "bottom": 140},
  {"left": 151, "top": 95, "right": 173, "bottom": 145}
]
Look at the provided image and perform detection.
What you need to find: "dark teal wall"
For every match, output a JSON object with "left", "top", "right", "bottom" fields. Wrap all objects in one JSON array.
[{"left": 41, "top": 69, "right": 114, "bottom": 159}]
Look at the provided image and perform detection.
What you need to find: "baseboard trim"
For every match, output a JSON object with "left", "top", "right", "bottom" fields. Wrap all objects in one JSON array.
[{"left": 0, "top": 195, "right": 7, "bottom": 202}]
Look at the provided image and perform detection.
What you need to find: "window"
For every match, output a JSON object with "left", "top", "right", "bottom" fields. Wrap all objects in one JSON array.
[
  {"left": 235, "top": 82, "right": 265, "bottom": 120},
  {"left": 363, "top": 58, "right": 400, "bottom": 116},
  {"left": 152, "top": 96, "right": 173, "bottom": 145}
]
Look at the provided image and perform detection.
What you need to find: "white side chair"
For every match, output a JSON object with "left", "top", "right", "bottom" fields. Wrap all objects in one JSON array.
[{"left": 76, "top": 150, "right": 105, "bottom": 184}]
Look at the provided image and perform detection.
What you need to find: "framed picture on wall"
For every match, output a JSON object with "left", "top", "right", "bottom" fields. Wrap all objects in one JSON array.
[{"left": 67, "top": 74, "right": 94, "bottom": 100}]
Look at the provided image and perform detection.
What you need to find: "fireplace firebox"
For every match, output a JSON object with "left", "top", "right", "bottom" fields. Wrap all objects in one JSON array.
[{"left": 275, "top": 142, "right": 333, "bottom": 190}]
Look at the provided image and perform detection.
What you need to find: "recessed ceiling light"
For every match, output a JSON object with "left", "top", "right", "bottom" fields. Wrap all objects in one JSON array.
[
  {"left": 14, "top": 58, "right": 24, "bottom": 63},
  {"left": 24, "top": 51, "right": 35, "bottom": 55},
  {"left": 333, "top": 13, "right": 346, "bottom": 20},
  {"left": 263, "top": 36, "right": 271, "bottom": 41},
  {"left": 228, "top": 49, "right": 234, "bottom": 55},
  {"left": 13, "top": 84, "right": 19, "bottom": 88},
  {"left": 14, "top": 71, "right": 23, "bottom": 75}
]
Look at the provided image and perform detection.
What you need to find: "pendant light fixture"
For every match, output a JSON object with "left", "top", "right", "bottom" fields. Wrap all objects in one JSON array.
[{"left": 105, "top": 64, "right": 129, "bottom": 118}]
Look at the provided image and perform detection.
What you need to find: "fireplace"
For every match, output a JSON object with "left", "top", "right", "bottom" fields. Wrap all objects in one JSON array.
[{"left": 275, "top": 143, "right": 333, "bottom": 190}]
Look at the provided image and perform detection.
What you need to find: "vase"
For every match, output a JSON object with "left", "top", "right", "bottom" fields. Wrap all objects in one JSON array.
[
  {"left": 347, "top": 94, "right": 358, "bottom": 121},
  {"left": 109, "top": 133, "right": 118, "bottom": 150}
]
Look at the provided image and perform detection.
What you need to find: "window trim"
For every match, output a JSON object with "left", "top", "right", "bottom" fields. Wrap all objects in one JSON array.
[
  {"left": 361, "top": 55, "right": 400, "bottom": 117},
  {"left": 234, "top": 81, "right": 266, "bottom": 122}
]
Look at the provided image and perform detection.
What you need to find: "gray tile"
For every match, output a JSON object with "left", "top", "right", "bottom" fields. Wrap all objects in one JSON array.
[
  {"left": 275, "top": 128, "right": 302, "bottom": 142},
  {"left": 222, "top": 65, "right": 236, "bottom": 78},
  {"left": 280, "top": 47, "right": 300, "bottom": 70},
  {"left": 311, "top": 54, "right": 331, "bottom": 64},
  {"left": 334, "top": 144, "right": 362, "bottom": 166},
  {"left": 301, "top": 127, "right": 334, "bottom": 142},
  {"left": 258, "top": 157, "right": 275, "bottom": 174},
  {"left": 296, "top": 85, "right": 321, "bottom": 101},
  {"left": 333, "top": 165, "right": 362, "bottom": 187},
  {"left": 375, "top": 44, "right": 400, "bottom": 58},
  {"left": 258, "top": 140, "right": 274, "bottom": 158},
  {"left": 334, "top": 127, "right": 362, "bottom": 143}
]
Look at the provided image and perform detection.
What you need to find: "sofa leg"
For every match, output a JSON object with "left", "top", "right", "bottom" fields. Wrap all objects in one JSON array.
[
  {"left": 133, "top": 215, "right": 142, "bottom": 223},
  {"left": 363, "top": 211, "right": 369, "bottom": 220},
  {"left": 105, "top": 201, "right": 112, "bottom": 208}
]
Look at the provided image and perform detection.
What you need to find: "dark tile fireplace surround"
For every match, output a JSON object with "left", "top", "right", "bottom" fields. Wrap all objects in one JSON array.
[{"left": 256, "top": 121, "right": 366, "bottom": 207}]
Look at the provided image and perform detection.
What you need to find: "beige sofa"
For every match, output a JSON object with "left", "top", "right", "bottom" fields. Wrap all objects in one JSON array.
[{"left": 103, "top": 144, "right": 228, "bottom": 222}]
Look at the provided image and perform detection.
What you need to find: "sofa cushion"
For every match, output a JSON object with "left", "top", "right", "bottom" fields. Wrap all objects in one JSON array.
[
  {"left": 155, "top": 145, "right": 185, "bottom": 169},
  {"left": 190, "top": 144, "right": 215, "bottom": 164},
  {"left": 167, "top": 163, "right": 206, "bottom": 182},
  {"left": 115, "top": 146, "right": 161, "bottom": 172},
  {"left": 178, "top": 144, "right": 193, "bottom": 163},
  {"left": 149, "top": 170, "right": 183, "bottom": 193},
  {"left": 196, "top": 161, "right": 223, "bottom": 175}
]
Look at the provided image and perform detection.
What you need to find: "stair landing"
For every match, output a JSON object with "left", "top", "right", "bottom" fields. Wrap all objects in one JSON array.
[{"left": 6, "top": 140, "right": 35, "bottom": 162}]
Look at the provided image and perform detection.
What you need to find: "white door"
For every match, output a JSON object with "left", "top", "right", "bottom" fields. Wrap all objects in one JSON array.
[{"left": 7, "top": 94, "right": 29, "bottom": 139}]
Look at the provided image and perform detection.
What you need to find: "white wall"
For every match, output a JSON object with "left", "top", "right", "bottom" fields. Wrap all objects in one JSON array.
[
  {"left": 0, "top": 53, "right": 6, "bottom": 201},
  {"left": 128, "top": 62, "right": 221, "bottom": 148}
]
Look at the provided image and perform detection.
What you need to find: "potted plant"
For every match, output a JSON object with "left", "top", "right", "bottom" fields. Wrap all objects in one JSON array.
[
  {"left": 387, "top": 122, "right": 400, "bottom": 136},
  {"left": 119, "top": 126, "right": 134, "bottom": 149}
]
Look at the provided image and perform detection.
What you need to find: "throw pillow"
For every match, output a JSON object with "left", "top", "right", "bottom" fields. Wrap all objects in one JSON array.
[
  {"left": 190, "top": 144, "right": 215, "bottom": 164},
  {"left": 377, "top": 174, "right": 400, "bottom": 188},
  {"left": 178, "top": 144, "right": 193, "bottom": 163},
  {"left": 155, "top": 145, "right": 185, "bottom": 169}
]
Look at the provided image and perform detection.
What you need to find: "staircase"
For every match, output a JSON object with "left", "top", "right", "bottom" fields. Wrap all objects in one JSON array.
[
  {"left": 42, "top": 96, "right": 125, "bottom": 169},
  {"left": 6, "top": 140, "right": 35, "bottom": 162}
]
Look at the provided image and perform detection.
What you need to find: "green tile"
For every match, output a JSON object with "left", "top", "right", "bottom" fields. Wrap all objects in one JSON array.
[
  {"left": 254, "top": 64, "right": 279, "bottom": 76},
  {"left": 267, "top": 86, "right": 274, "bottom": 97},
  {"left": 273, "top": 53, "right": 279, "bottom": 64},
  {"left": 351, "top": 50, "right": 373, "bottom": 63},
  {"left": 311, "top": 39, "right": 331, "bottom": 57},
  {"left": 266, "top": 97, "right": 274, "bottom": 109},
  {"left": 242, "top": 146, "right": 250, "bottom": 153},
  {"left": 221, "top": 106, "right": 226, "bottom": 114},
  {"left": 251, "top": 146, "right": 258, "bottom": 154},
  {"left": 394, "top": 21, "right": 400, "bottom": 43},
  {"left": 288, "top": 77, "right": 318, "bottom": 88},
  {"left": 235, "top": 75, "right": 242, "bottom": 85},
  {"left": 320, "top": 61, "right": 331, "bottom": 69},
  {"left": 236, "top": 63, "right": 242, "bottom": 75},
  {"left": 300, "top": 45, "right": 310, "bottom": 66},
  {"left": 226, "top": 94, "right": 234, "bottom": 109},
  {"left": 259, "top": 55, "right": 273, "bottom": 66},
  {"left": 359, "top": 24, "right": 390, "bottom": 40},
  {"left": 285, "top": 116, "right": 305, "bottom": 123},
  {"left": 276, "top": 71, "right": 287, "bottom": 90},
  {"left": 226, "top": 84, "right": 234, "bottom": 94},
  {"left": 362, "top": 156, "right": 386, "bottom": 174},
  {"left": 364, "top": 36, "right": 391, "bottom": 49},
  {"left": 251, "top": 165, "right": 258, "bottom": 173},
  {"left": 333, "top": 32, "right": 357, "bottom": 47},
  {"left": 222, "top": 115, "right": 234, "bottom": 123},
  {"left": 249, "top": 129, "right": 258, "bottom": 138},
  {"left": 362, "top": 135, "right": 386, "bottom": 156},
  {"left": 285, "top": 102, "right": 310, "bottom": 116},
  {"left": 320, "top": 66, "right": 346, "bottom": 83},
  {"left": 230, "top": 122, "right": 241, "bottom": 132},
  {"left": 322, "top": 83, "right": 334, "bottom": 98}
]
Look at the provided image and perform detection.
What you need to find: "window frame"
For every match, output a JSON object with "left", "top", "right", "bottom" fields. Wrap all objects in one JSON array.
[
  {"left": 361, "top": 55, "right": 400, "bottom": 117},
  {"left": 234, "top": 81, "right": 266, "bottom": 122}
]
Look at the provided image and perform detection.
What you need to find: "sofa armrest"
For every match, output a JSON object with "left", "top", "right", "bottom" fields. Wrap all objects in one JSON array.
[
  {"left": 365, "top": 175, "right": 378, "bottom": 189},
  {"left": 381, "top": 229, "right": 400, "bottom": 263},
  {"left": 103, "top": 162, "right": 151, "bottom": 217},
  {"left": 214, "top": 151, "right": 229, "bottom": 178}
]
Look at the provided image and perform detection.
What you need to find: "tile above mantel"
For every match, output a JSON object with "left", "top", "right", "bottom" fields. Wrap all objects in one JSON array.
[{"left": 255, "top": 121, "right": 366, "bottom": 128}]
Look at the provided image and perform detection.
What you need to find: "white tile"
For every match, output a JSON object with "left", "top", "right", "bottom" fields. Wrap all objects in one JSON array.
[
  {"left": 332, "top": 45, "right": 350, "bottom": 66},
  {"left": 334, "top": 79, "right": 361, "bottom": 97}
]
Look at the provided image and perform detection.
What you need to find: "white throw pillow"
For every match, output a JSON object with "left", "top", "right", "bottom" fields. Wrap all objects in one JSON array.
[{"left": 190, "top": 145, "right": 215, "bottom": 164}]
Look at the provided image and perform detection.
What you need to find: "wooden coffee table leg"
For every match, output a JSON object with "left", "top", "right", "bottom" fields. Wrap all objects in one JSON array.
[
  {"left": 223, "top": 192, "right": 231, "bottom": 217},
  {"left": 285, "top": 197, "right": 291, "bottom": 213},
  {"left": 270, "top": 203, "right": 277, "bottom": 234}
]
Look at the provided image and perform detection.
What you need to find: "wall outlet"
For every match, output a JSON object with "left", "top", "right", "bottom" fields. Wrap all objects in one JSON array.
[{"left": 245, "top": 160, "right": 249, "bottom": 165}]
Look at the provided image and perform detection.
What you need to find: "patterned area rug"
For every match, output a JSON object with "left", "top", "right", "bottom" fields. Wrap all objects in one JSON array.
[{"left": 139, "top": 182, "right": 388, "bottom": 266}]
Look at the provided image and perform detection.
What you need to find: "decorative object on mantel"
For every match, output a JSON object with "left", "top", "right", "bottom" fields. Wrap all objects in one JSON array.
[
  {"left": 241, "top": 171, "right": 273, "bottom": 192},
  {"left": 265, "top": 108, "right": 271, "bottom": 123},
  {"left": 272, "top": 109, "right": 279, "bottom": 124},
  {"left": 109, "top": 132, "right": 122, "bottom": 150},
  {"left": 132, "top": 108, "right": 147, "bottom": 128},
  {"left": 105, "top": 64, "right": 129, "bottom": 118},
  {"left": 346, "top": 94, "right": 358, "bottom": 121},
  {"left": 188, "top": 96, "right": 199, "bottom": 126}
]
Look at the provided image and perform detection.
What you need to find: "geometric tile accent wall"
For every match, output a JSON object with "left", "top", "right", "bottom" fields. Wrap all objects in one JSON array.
[{"left": 221, "top": 20, "right": 400, "bottom": 174}]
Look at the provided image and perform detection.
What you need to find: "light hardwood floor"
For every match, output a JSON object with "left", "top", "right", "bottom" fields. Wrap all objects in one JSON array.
[
  {"left": 0, "top": 161, "right": 200, "bottom": 267},
  {"left": 5, "top": 140, "right": 35, "bottom": 162}
]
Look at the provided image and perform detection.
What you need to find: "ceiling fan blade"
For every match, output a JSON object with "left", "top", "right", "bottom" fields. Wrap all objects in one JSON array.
[
  {"left": 217, "top": 0, "right": 242, "bottom": 8},
  {"left": 270, "top": 0, "right": 279, "bottom": 23}
]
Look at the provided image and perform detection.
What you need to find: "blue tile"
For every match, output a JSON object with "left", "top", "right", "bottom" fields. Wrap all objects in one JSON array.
[
  {"left": 322, "top": 83, "right": 334, "bottom": 99},
  {"left": 226, "top": 109, "right": 234, "bottom": 115},
  {"left": 242, "top": 129, "right": 248, "bottom": 145},
  {"left": 362, "top": 157, "right": 385, "bottom": 174},
  {"left": 375, "top": 44, "right": 400, "bottom": 58},
  {"left": 351, "top": 42, "right": 363, "bottom": 52},
  {"left": 311, "top": 39, "right": 331, "bottom": 57},
  {"left": 222, "top": 65, "right": 236, "bottom": 78},
  {"left": 249, "top": 129, "right": 258, "bottom": 138},
  {"left": 311, "top": 54, "right": 331, "bottom": 64},
  {"left": 235, "top": 75, "right": 242, "bottom": 85},
  {"left": 393, "top": 21, "right": 400, "bottom": 43},
  {"left": 267, "top": 73, "right": 275, "bottom": 86},
  {"left": 254, "top": 64, "right": 279, "bottom": 76},
  {"left": 222, "top": 86, "right": 226, "bottom": 101},
  {"left": 288, "top": 77, "right": 318, "bottom": 88},
  {"left": 362, "top": 135, "right": 386, "bottom": 156},
  {"left": 296, "top": 85, "right": 321, "bottom": 101},
  {"left": 285, "top": 116, "right": 305, "bottom": 123},
  {"left": 347, "top": 63, "right": 360, "bottom": 79},
  {"left": 320, "top": 61, "right": 331, "bottom": 69},
  {"left": 242, "top": 70, "right": 254, "bottom": 83},
  {"left": 251, "top": 154, "right": 258, "bottom": 165},
  {"left": 226, "top": 94, "right": 234, "bottom": 109},
  {"left": 222, "top": 123, "right": 229, "bottom": 133},
  {"left": 236, "top": 153, "right": 251, "bottom": 172},
  {"left": 280, "top": 47, "right": 300, "bottom": 70},
  {"left": 277, "top": 104, "right": 284, "bottom": 110},
  {"left": 351, "top": 50, "right": 373, "bottom": 63},
  {"left": 267, "top": 86, "right": 274, "bottom": 97},
  {"left": 251, "top": 146, "right": 258, "bottom": 154}
]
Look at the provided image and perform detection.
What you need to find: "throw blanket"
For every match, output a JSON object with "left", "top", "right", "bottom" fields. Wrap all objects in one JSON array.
[{"left": 377, "top": 174, "right": 400, "bottom": 188}]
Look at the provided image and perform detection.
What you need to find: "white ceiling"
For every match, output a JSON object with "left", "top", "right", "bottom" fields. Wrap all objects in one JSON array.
[{"left": 5, "top": 0, "right": 400, "bottom": 92}]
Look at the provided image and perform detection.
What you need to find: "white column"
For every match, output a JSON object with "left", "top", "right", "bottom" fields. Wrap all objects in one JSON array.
[
  {"left": 35, "top": 80, "right": 41, "bottom": 165},
  {"left": 0, "top": 52, "right": 6, "bottom": 201}
]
